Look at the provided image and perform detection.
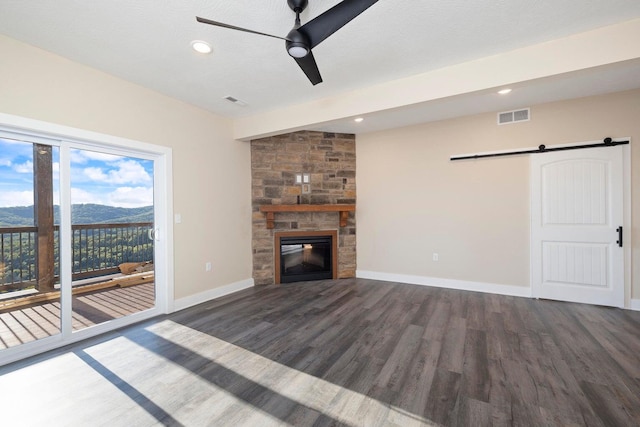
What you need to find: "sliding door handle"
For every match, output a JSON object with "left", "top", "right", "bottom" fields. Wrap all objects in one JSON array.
[
  {"left": 148, "top": 228, "right": 159, "bottom": 241},
  {"left": 616, "top": 226, "right": 623, "bottom": 248}
]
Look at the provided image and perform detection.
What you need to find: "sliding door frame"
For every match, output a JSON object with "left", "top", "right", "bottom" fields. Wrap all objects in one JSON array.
[{"left": 0, "top": 112, "right": 174, "bottom": 366}]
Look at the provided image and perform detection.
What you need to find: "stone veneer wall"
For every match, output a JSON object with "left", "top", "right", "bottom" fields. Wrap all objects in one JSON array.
[{"left": 251, "top": 131, "right": 356, "bottom": 285}]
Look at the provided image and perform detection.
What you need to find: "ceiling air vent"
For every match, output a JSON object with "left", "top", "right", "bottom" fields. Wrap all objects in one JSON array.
[
  {"left": 223, "top": 95, "right": 248, "bottom": 107},
  {"left": 497, "top": 108, "right": 530, "bottom": 125}
]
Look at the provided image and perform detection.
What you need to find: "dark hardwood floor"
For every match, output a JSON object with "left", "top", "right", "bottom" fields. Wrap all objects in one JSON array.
[{"left": 1, "top": 278, "right": 639, "bottom": 426}]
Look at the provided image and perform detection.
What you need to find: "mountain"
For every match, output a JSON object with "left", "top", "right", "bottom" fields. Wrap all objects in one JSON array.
[
  {"left": 0, "top": 206, "right": 35, "bottom": 227},
  {"left": 69, "top": 204, "right": 154, "bottom": 225},
  {"left": 0, "top": 204, "right": 154, "bottom": 227}
]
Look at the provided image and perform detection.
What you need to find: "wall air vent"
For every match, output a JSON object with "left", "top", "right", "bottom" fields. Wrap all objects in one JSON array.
[
  {"left": 223, "top": 96, "right": 248, "bottom": 107},
  {"left": 497, "top": 108, "right": 530, "bottom": 125}
]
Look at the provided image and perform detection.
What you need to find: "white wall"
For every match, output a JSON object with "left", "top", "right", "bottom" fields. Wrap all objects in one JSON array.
[
  {"left": 0, "top": 34, "right": 252, "bottom": 301},
  {"left": 357, "top": 89, "right": 640, "bottom": 300}
]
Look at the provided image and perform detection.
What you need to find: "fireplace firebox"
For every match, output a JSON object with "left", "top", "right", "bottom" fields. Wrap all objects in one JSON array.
[{"left": 275, "top": 231, "right": 338, "bottom": 284}]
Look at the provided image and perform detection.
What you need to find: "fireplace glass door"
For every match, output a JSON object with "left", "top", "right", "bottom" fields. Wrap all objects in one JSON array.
[{"left": 280, "top": 235, "right": 332, "bottom": 283}]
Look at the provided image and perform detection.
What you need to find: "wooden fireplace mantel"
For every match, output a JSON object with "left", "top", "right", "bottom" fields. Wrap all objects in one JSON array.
[{"left": 259, "top": 204, "right": 355, "bottom": 229}]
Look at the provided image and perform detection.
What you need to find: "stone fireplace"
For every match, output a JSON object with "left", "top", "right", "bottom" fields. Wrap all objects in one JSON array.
[{"left": 251, "top": 131, "right": 356, "bottom": 285}]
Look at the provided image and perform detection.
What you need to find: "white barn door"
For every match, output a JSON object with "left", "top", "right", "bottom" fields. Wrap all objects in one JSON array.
[{"left": 531, "top": 146, "right": 624, "bottom": 307}]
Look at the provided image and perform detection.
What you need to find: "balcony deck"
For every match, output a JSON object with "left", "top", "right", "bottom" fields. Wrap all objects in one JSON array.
[
  {"left": 0, "top": 282, "right": 154, "bottom": 350},
  {"left": 1, "top": 221, "right": 156, "bottom": 350}
]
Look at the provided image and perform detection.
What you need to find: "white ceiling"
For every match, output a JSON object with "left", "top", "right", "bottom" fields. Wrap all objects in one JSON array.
[{"left": 2, "top": 0, "right": 640, "bottom": 135}]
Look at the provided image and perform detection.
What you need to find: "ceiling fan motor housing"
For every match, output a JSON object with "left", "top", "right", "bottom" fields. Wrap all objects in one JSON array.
[{"left": 287, "top": 0, "right": 309, "bottom": 13}]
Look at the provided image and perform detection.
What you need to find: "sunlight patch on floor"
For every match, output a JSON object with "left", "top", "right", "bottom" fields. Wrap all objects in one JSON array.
[
  {"left": 83, "top": 334, "right": 290, "bottom": 426},
  {"left": 0, "top": 351, "right": 157, "bottom": 426},
  {"left": 146, "top": 319, "right": 436, "bottom": 426},
  {"left": 0, "top": 319, "right": 436, "bottom": 426}
]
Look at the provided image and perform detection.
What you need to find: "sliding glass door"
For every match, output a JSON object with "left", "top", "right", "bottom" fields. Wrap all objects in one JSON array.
[
  {"left": 0, "top": 120, "right": 170, "bottom": 364},
  {"left": 69, "top": 147, "right": 156, "bottom": 332},
  {"left": 0, "top": 137, "right": 61, "bottom": 349}
]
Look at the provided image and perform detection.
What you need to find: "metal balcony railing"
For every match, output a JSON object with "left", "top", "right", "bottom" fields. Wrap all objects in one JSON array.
[
  {"left": 0, "top": 222, "right": 153, "bottom": 294},
  {"left": 0, "top": 226, "right": 37, "bottom": 291}
]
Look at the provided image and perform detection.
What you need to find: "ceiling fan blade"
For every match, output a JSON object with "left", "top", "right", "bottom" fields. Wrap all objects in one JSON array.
[
  {"left": 298, "top": 0, "right": 379, "bottom": 49},
  {"left": 294, "top": 51, "right": 323, "bottom": 85},
  {"left": 196, "top": 16, "right": 290, "bottom": 41}
]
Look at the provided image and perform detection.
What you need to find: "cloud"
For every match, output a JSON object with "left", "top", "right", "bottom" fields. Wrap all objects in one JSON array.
[
  {"left": 0, "top": 139, "right": 36, "bottom": 162},
  {"left": 82, "top": 159, "right": 151, "bottom": 185},
  {"left": 70, "top": 186, "right": 153, "bottom": 208},
  {"left": 0, "top": 159, "right": 11, "bottom": 167},
  {"left": 70, "top": 150, "right": 87, "bottom": 164},
  {"left": 106, "top": 186, "right": 153, "bottom": 208},
  {"left": 83, "top": 152, "right": 123, "bottom": 162},
  {"left": 13, "top": 161, "right": 33, "bottom": 174},
  {"left": 1, "top": 186, "right": 152, "bottom": 209},
  {"left": 71, "top": 188, "right": 106, "bottom": 205},
  {"left": 110, "top": 160, "right": 152, "bottom": 184},
  {"left": 0, "top": 138, "right": 32, "bottom": 146},
  {"left": 83, "top": 167, "right": 108, "bottom": 181},
  {"left": 0, "top": 191, "right": 33, "bottom": 207},
  {"left": 71, "top": 150, "right": 123, "bottom": 164}
]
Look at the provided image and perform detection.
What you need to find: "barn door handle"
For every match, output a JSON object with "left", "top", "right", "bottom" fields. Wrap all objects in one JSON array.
[{"left": 616, "top": 226, "right": 623, "bottom": 248}]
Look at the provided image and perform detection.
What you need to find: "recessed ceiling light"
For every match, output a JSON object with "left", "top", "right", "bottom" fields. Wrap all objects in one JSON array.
[
  {"left": 354, "top": 117, "right": 364, "bottom": 123},
  {"left": 498, "top": 88, "right": 512, "bottom": 95},
  {"left": 191, "top": 40, "right": 212, "bottom": 54}
]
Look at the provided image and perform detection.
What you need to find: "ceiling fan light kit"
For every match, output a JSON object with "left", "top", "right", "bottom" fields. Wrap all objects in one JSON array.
[
  {"left": 285, "top": 25, "right": 311, "bottom": 58},
  {"left": 287, "top": 45, "right": 309, "bottom": 58},
  {"left": 196, "top": 0, "right": 379, "bottom": 85}
]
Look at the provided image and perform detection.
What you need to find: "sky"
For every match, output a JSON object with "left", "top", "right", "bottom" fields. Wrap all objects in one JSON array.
[{"left": 0, "top": 138, "right": 154, "bottom": 208}]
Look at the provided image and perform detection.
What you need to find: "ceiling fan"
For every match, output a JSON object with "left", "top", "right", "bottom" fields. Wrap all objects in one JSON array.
[{"left": 196, "top": 0, "right": 379, "bottom": 85}]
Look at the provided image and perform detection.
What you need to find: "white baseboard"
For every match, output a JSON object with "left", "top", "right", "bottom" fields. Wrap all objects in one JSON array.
[
  {"left": 173, "top": 278, "right": 254, "bottom": 312},
  {"left": 630, "top": 299, "right": 640, "bottom": 311},
  {"left": 356, "top": 270, "right": 532, "bottom": 298}
]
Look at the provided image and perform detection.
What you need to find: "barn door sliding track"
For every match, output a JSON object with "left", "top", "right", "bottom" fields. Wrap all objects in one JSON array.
[{"left": 450, "top": 137, "right": 629, "bottom": 161}]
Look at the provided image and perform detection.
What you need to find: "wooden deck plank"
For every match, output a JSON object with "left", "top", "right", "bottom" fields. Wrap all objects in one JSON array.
[{"left": 0, "top": 283, "right": 154, "bottom": 349}]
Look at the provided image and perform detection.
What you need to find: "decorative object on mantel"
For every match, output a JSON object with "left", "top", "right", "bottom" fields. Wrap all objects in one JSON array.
[{"left": 259, "top": 204, "right": 355, "bottom": 229}]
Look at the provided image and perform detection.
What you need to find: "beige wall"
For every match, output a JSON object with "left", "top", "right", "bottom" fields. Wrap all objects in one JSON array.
[
  {"left": 0, "top": 34, "right": 252, "bottom": 300},
  {"left": 2, "top": 32, "right": 638, "bottom": 304},
  {"left": 235, "top": 19, "right": 640, "bottom": 140},
  {"left": 357, "top": 89, "right": 640, "bottom": 299}
]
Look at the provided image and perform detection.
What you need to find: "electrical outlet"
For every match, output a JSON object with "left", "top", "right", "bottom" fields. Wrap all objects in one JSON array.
[
  {"left": 432, "top": 253, "right": 439, "bottom": 262},
  {"left": 205, "top": 262, "right": 212, "bottom": 272}
]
